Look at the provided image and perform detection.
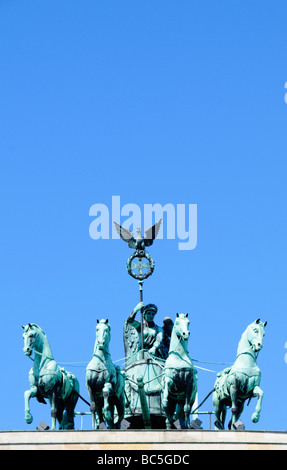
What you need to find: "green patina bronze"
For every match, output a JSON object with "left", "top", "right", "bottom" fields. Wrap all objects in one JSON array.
[
  {"left": 114, "top": 220, "right": 162, "bottom": 252},
  {"left": 122, "top": 301, "right": 173, "bottom": 429},
  {"left": 118, "top": 222, "right": 197, "bottom": 429},
  {"left": 126, "top": 250, "right": 155, "bottom": 281},
  {"left": 162, "top": 313, "right": 197, "bottom": 429},
  {"left": 86, "top": 319, "right": 125, "bottom": 429},
  {"left": 213, "top": 318, "right": 267, "bottom": 430},
  {"left": 22, "top": 219, "right": 267, "bottom": 431},
  {"left": 22, "top": 323, "right": 79, "bottom": 430},
  {"left": 115, "top": 220, "right": 161, "bottom": 361},
  {"left": 124, "top": 301, "right": 170, "bottom": 359}
]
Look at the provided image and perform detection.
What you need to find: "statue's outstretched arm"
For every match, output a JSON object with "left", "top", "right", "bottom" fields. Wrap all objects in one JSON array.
[{"left": 126, "top": 301, "right": 144, "bottom": 330}]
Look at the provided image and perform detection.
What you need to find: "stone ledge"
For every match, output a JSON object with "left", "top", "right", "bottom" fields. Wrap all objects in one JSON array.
[{"left": 1, "top": 430, "right": 287, "bottom": 450}]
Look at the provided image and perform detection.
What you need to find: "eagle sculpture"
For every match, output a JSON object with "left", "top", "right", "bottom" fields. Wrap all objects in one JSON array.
[{"left": 114, "top": 219, "right": 162, "bottom": 251}]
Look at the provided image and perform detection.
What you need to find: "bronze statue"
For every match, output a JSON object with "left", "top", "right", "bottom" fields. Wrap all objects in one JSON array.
[
  {"left": 124, "top": 301, "right": 170, "bottom": 359},
  {"left": 114, "top": 219, "right": 162, "bottom": 251},
  {"left": 86, "top": 319, "right": 125, "bottom": 429},
  {"left": 213, "top": 318, "right": 267, "bottom": 430},
  {"left": 22, "top": 323, "right": 79, "bottom": 430},
  {"left": 21, "top": 214, "right": 268, "bottom": 432},
  {"left": 162, "top": 313, "right": 197, "bottom": 429}
]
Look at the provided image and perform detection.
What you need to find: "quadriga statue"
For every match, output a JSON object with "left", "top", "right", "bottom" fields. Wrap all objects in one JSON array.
[
  {"left": 213, "top": 318, "right": 267, "bottom": 430},
  {"left": 22, "top": 323, "right": 79, "bottom": 430}
]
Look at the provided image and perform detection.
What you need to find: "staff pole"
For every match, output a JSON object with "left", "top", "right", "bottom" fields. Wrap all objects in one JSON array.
[{"left": 138, "top": 280, "right": 144, "bottom": 360}]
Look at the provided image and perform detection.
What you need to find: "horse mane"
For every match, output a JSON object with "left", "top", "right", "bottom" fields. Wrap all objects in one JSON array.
[{"left": 25, "top": 323, "right": 46, "bottom": 336}]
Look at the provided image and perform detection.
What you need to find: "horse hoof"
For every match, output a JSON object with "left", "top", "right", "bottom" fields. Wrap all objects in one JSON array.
[
  {"left": 25, "top": 412, "right": 33, "bottom": 424},
  {"left": 252, "top": 412, "right": 259, "bottom": 423},
  {"left": 214, "top": 420, "right": 224, "bottom": 430}
]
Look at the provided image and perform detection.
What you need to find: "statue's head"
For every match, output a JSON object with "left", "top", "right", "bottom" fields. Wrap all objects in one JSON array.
[{"left": 143, "top": 304, "right": 158, "bottom": 322}]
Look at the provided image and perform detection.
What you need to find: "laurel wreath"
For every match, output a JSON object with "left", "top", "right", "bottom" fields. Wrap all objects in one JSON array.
[{"left": 126, "top": 251, "right": 155, "bottom": 280}]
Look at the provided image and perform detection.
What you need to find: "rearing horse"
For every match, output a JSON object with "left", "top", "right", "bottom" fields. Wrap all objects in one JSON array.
[
  {"left": 22, "top": 323, "right": 79, "bottom": 430},
  {"left": 162, "top": 313, "right": 197, "bottom": 429},
  {"left": 213, "top": 318, "right": 267, "bottom": 430},
  {"left": 86, "top": 319, "right": 125, "bottom": 429}
]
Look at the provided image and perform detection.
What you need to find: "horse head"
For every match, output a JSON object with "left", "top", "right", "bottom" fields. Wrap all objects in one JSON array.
[
  {"left": 174, "top": 313, "right": 190, "bottom": 342},
  {"left": 22, "top": 323, "right": 42, "bottom": 357},
  {"left": 95, "top": 319, "right": 111, "bottom": 351},
  {"left": 246, "top": 318, "right": 267, "bottom": 353}
]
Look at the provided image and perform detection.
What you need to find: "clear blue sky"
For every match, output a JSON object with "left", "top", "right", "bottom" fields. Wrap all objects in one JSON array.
[{"left": 0, "top": 0, "right": 286, "bottom": 431}]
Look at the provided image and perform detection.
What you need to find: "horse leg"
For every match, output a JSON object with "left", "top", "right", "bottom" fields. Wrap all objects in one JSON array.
[
  {"left": 183, "top": 378, "right": 194, "bottom": 428},
  {"left": 90, "top": 401, "right": 96, "bottom": 430},
  {"left": 229, "top": 383, "right": 240, "bottom": 429},
  {"left": 49, "top": 389, "right": 59, "bottom": 431},
  {"left": 185, "top": 371, "right": 198, "bottom": 428},
  {"left": 114, "top": 396, "right": 125, "bottom": 429},
  {"left": 165, "top": 398, "right": 177, "bottom": 430},
  {"left": 24, "top": 385, "right": 37, "bottom": 424},
  {"left": 221, "top": 404, "right": 227, "bottom": 428},
  {"left": 251, "top": 386, "right": 264, "bottom": 423},
  {"left": 229, "top": 385, "right": 238, "bottom": 429},
  {"left": 63, "top": 388, "right": 79, "bottom": 430},
  {"left": 162, "top": 375, "right": 172, "bottom": 409},
  {"left": 56, "top": 399, "right": 65, "bottom": 429},
  {"left": 213, "top": 392, "right": 225, "bottom": 430},
  {"left": 114, "top": 369, "right": 125, "bottom": 429},
  {"left": 103, "top": 382, "right": 113, "bottom": 428},
  {"left": 163, "top": 377, "right": 178, "bottom": 430},
  {"left": 86, "top": 376, "right": 97, "bottom": 430},
  {"left": 96, "top": 397, "right": 104, "bottom": 428},
  {"left": 228, "top": 400, "right": 244, "bottom": 430}
]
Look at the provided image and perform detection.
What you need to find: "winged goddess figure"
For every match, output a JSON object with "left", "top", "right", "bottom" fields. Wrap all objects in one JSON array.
[{"left": 114, "top": 219, "right": 162, "bottom": 251}]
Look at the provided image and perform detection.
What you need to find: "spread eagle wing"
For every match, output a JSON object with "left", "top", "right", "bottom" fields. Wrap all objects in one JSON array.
[
  {"left": 144, "top": 218, "right": 162, "bottom": 247},
  {"left": 114, "top": 222, "right": 137, "bottom": 249}
]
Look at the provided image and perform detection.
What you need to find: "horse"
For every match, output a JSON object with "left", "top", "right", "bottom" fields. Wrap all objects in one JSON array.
[
  {"left": 213, "top": 318, "right": 267, "bottom": 430},
  {"left": 162, "top": 313, "right": 197, "bottom": 429},
  {"left": 22, "top": 323, "right": 79, "bottom": 430},
  {"left": 86, "top": 319, "right": 125, "bottom": 429}
]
